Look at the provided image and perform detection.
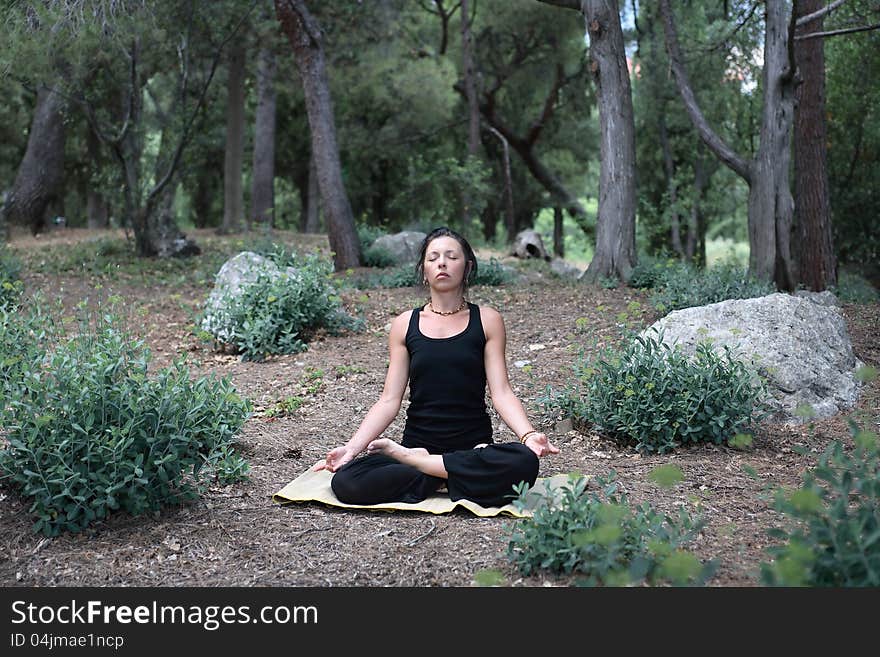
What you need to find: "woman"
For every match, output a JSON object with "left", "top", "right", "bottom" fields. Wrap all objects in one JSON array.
[{"left": 314, "top": 226, "right": 559, "bottom": 507}]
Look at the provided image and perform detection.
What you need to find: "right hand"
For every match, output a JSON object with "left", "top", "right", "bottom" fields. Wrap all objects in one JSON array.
[{"left": 311, "top": 445, "right": 355, "bottom": 473}]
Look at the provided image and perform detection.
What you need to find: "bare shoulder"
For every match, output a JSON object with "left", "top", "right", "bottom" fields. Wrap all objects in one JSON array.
[
  {"left": 389, "top": 309, "right": 413, "bottom": 341},
  {"left": 478, "top": 305, "right": 506, "bottom": 337}
]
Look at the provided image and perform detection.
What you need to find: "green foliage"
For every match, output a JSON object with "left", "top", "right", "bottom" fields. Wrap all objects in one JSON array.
[
  {"left": 0, "top": 247, "right": 23, "bottom": 306},
  {"left": 826, "top": 13, "right": 880, "bottom": 269},
  {"left": 761, "top": 416, "right": 880, "bottom": 587},
  {"left": 388, "top": 155, "right": 492, "bottom": 230},
  {"left": 0, "top": 310, "right": 251, "bottom": 537},
  {"left": 202, "top": 253, "right": 363, "bottom": 362},
  {"left": 545, "top": 333, "right": 768, "bottom": 454},
  {"left": 627, "top": 254, "right": 676, "bottom": 289},
  {"left": 831, "top": 270, "right": 879, "bottom": 304},
  {"left": 506, "top": 472, "right": 716, "bottom": 586},
  {"left": 648, "top": 260, "right": 774, "bottom": 313},
  {"left": 15, "top": 235, "right": 235, "bottom": 288},
  {"left": 0, "top": 296, "right": 52, "bottom": 407},
  {"left": 355, "top": 224, "right": 396, "bottom": 268}
]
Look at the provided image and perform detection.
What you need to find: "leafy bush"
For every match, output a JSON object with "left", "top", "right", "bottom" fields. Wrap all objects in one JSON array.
[
  {"left": 649, "top": 260, "right": 774, "bottom": 313},
  {"left": 761, "top": 415, "right": 880, "bottom": 587},
  {"left": 0, "top": 311, "right": 252, "bottom": 537},
  {"left": 0, "top": 297, "right": 52, "bottom": 406},
  {"left": 545, "top": 333, "right": 768, "bottom": 454},
  {"left": 506, "top": 472, "right": 716, "bottom": 586},
  {"left": 355, "top": 224, "right": 397, "bottom": 268},
  {"left": 627, "top": 255, "right": 677, "bottom": 289},
  {"left": 0, "top": 247, "right": 23, "bottom": 306},
  {"left": 832, "top": 270, "right": 879, "bottom": 304},
  {"left": 202, "top": 252, "right": 363, "bottom": 362}
]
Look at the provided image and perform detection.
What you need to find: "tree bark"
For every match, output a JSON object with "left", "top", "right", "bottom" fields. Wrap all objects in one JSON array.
[
  {"left": 5, "top": 84, "right": 67, "bottom": 236},
  {"left": 222, "top": 43, "right": 246, "bottom": 234},
  {"left": 306, "top": 150, "right": 321, "bottom": 231},
  {"left": 275, "top": 0, "right": 362, "bottom": 270},
  {"left": 85, "top": 124, "right": 109, "bottom": 229},
  {"left": 461, "top": 0, "right": 481, "bottom": 158},
  {"left": 750, "top": 0, "right": 796, "bottom": 290},
  {"left": 553, "top": 205, "right": 564, "bottom": 257},
  {"left": 251, "top": 45, "right": 277, "bottom": 229},
  {"left": 660, "top": 0, "right": 797, "bottom": 290},
  {"left": 794, "top": 0, "right": 836, "bottom": 291},
  {"left": 581, "top": 0, "right": 637, "bottom": 283},
  {"left": 460, "top": 0, "right": 481, "bottom": 225}
]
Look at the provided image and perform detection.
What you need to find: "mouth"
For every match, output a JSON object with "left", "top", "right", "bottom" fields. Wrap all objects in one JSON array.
[{"left": 436, "top": 273, "right": 449, "bottom": 279}]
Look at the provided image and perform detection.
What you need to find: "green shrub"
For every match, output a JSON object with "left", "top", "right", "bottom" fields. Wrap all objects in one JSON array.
[
  {"left": 649, "top": 260, "right": 774, "bottom": 313},
  {"left": 202, "top": 252, "right": 363, "bottom": 362},
  {"left": 545, "top": 333, "right": 768, "bottom": 454},
  {"left": 506, "top": 472, "right": 716, "bottom": 586},
  {"left": 0, "top": 297, "right": 52, "bottom": 406},
  {"left": 0, "top": 248, "right": 23, "bottom": 306},
  {"left": 0, "top": 312, "right": 251, "bottom": 537},
  {"left": 832, "top": 270, "right": 879, "bottom": 304},
  {"left": 354, "top": 224, "right": 396, "bottom": 268},
  {"left": 627, "top": 255, "right": 676, "bottom": 290},
  {"left": 761, "top": 416, "right": 880, "bottom": 587}
]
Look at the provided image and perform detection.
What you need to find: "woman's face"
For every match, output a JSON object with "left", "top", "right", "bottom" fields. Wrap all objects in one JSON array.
[{"left": 423, "top": 236, "right": 468, "bottom": 292}]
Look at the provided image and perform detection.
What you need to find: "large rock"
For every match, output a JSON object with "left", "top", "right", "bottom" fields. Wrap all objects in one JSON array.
[
  {"left": 371, "top": 231, "right": 427, "bottom": 264},
  {"left": 641, "top": 292, "right": 863, "bottom": 422},
  {"left": 201, "top": 251, "right": 298, "bottom": 343},
  {"left": 550, "top": 257, "right": 582, "bottom": 280},
  {"left": 511, "top": 229, "right": 550, "bottom": 260}
]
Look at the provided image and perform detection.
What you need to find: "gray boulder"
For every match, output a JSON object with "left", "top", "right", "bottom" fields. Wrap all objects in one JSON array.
[
  {"left": 550, "top": 257, "right": 582, "bottom": 280},
  {"left": 201, "top": 251, "right": 298, "bottom": 343},
  {"left": 641, "top": 292, "right": 863, "bottom": 422},
  {"left": 511, "top": 229, "right": 550, "bottom": 260},
  {"left": 371, "top": 231, "right": 427, "bottom": 264}
]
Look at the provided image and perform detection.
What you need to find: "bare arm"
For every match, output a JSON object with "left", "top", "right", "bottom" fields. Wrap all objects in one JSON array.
[
  {"left": 482, "top": 307, "right": 559, "bottom": 458},
  {"left": 312, "top": 311, "right": 411, "bottom": 471}
]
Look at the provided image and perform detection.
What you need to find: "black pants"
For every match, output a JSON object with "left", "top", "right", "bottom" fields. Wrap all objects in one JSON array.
[{"left": 330, "top": 443, "right": 539, "bottom": 508}]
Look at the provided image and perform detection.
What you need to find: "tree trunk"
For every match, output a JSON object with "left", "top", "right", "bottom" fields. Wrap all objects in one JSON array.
[
  {"left": 794, "top": 0, "right": 836, "bottom": 291},
  {"left": 553, "top": 205, "right": 564, "bottom": 257},
  {"left": 461, "top": 0, "right": 481, "bottom": 157},
  {"left": 307, "top": 150, "right": 321, "bottom": 232},
  {"left": 582, "top": 0, "right": 637, "bottom": 283},
  {"left": 275, "top": 0, "right": 362, "bottom": 270},
  {"left": 660, "top": 0, "right": 797, "bottom": 289},
  {"left": 460, "top": 0, "right": 481, "bottom": 224},
  {"left": 222, "top": 43, "right": 246, "bottom": 234},
  {"left": 85, "top": 124, "right": 109, "bottom": 229},
  {"left": 5, "top": 84, "right": 67, "bottom": 236},
  {"left": 251, "top": 45, "right": 277, "bottom": 229},
  {"left": 690, "top": 148, "right": 711, "bottom": 267},
  {"left": 750, "top": 0, "right": 796, "bottom": 291},
  {"left": 659, "top": 109, "right": 685, "bottom": 259}
]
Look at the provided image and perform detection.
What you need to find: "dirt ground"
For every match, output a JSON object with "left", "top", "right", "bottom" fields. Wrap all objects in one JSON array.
[{"left": 1, "top": 228, "right": 878, "bottom": 587}]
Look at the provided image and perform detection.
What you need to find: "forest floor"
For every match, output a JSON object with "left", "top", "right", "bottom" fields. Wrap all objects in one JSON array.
[{"left": 1, "top": 227, "right": 878, "bottom": 587}]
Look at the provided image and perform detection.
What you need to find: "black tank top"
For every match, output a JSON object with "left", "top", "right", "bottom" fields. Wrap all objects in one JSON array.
[{"left": 402, "top": 302, "right": 493, "bottom": 454}]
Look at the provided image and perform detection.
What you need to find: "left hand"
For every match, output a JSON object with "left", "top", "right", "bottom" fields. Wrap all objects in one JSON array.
[{"left": 523, "top": 432, "right": 560, "bottom": 458}]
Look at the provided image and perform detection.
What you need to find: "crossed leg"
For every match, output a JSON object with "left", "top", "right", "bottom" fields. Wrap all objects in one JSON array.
[{"left": 366, "top": 439, "right": 448, "bottom": 478}]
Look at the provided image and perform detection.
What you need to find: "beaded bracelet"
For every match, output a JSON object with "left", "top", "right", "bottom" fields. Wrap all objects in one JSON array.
[{"left": 519, "top": 430, "right": 540, "bottom": 444}]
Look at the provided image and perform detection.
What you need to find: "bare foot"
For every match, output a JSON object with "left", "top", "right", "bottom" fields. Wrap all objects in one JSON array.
[{"left": 366, "top": 439, "right": 427, "bottom": 462}]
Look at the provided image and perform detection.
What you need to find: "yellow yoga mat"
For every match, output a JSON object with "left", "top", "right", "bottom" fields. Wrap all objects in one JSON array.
[{"left": 273, "top": 468, "right": 580, "bottom": 518}]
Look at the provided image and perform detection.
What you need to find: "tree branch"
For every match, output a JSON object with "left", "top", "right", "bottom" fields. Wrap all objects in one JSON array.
[
  {"left": 146, "top": 0, "right": 257, "bottom": 210},
  {"left": 795, "top": 0, "right": 847, "bottom": 27},
  {"left": 534, "top": 0, "right": 581, "bottom": 11},
  {"left": 795, "top": 22, "right": 880, "bottom": 40},
  {"left": 659, "top": 0, "right": 750, "bottom": 182}
]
